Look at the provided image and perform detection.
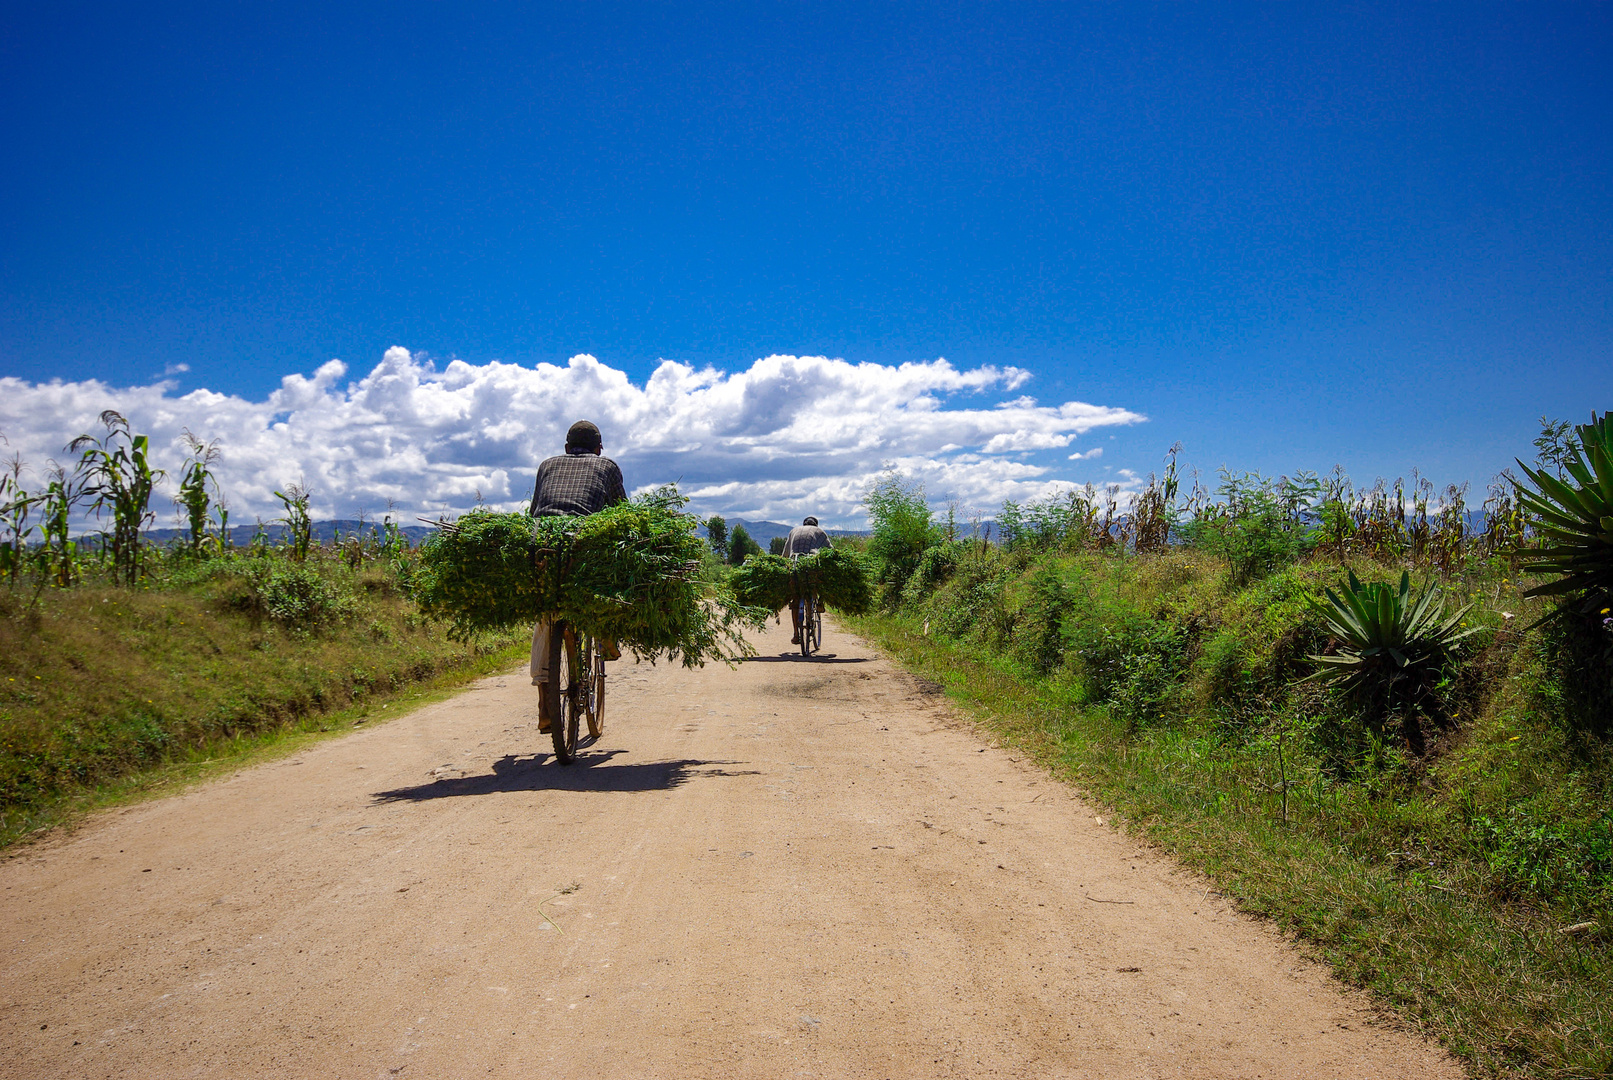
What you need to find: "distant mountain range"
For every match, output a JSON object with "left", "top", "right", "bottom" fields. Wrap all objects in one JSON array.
[
  {"left": 715, "top": 518, "right": 793, "bottom": 543},
  {"left": 141, "top": 519, "right": 438, "bottom": 546},
  {"left": 705, "top": 518, "right": 870, "bottom": 543},
  {"left": 136, "top": 515, "right": 865, "bottom": 548}
]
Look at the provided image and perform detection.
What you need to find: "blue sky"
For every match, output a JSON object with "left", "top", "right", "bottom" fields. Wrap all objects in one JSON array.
[{"left": 2, "top": 3, "right": 1610, "bottom": 521}]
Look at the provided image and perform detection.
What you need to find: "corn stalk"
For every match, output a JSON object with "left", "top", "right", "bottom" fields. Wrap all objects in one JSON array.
[
  {"left": 69, "top": 411, "right": 164, "bottom": 586},
  {"left": 176, "top": 429, "right": 223, "bottom": 555},
  {"left": 0, "top": 453, "right": 34, "bottom": 586},
  {"left": 274, "top": 482, "right": 313, "bottom": 562}
]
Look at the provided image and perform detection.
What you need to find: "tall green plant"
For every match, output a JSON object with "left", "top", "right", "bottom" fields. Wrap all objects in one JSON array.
[
  {"left": 68, "top": 411, "right": 164, "bottom": 586},
  {"left": 274, "top": 482, "right": 314, "bottom": 562},
  {"left": 864, "top": 472, "right": 938, "bottom": 600},
  {"left": 727, "top": 524, "right": 762, "bottom": 565},
  {"left": 1513, "top": 411, "right": 1613, "bottom": 616},
  {"left": 704, "top": 515, "right": 729, "bottom": 560},
  {"left": 176, "top": 429, "right": 223, "bottom": 555},
  {"left": 1184, "top": 470, "right": 1316, "bottom": 585},
  {"left": 0, "top": 453, "right": 33, "bottom": 585},
  {"left": 1131, "top": 444, "right": 1181, "bottom": 553},
  {"left": 38, "top": 466, "right": 79, "bottom": 588},
  {"left": 1305, "top": 570, "right": 1480, "bottom": 753}
]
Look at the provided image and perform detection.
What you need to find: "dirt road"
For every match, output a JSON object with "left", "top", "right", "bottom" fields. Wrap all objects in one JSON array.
[{"left": 1, "top": 618, "right": 1458, "bottom": 1079}]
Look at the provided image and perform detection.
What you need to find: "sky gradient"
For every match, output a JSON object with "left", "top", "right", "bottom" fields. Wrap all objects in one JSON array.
[{"left": 2, "top": 3, "right": 1610, "bottom": 520}]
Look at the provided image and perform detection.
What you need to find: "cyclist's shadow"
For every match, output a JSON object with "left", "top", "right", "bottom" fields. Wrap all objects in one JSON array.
[{"left": 371, "top": 749, "right": 758, "bottom": 801}]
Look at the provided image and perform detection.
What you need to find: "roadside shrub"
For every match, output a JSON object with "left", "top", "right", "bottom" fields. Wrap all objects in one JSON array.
[
  {"left": 1070, "top": 606, "right": 1192, "bottom": 729},
  {"left": 1182, "top": 471, "right": 1315, "bottom": 585},
  {"left": 865, "top": 472, "right": 940, "bottom": 602},
  {"left": 900, "top": 538, "right": 975, "bottom": 607},
  {"left": 1198, "top": 628, "right": 1264, "bottom": 728},
  {"left": 918, "top": 555, "right": 1010, "bottom": 642},
  {"left": 1014, "top": 564, "right": 1070, "bottom": 674},
  {"left": 250, "top": 563, "right": 359, "bottom": 630},
  {"left": 1099, "top": 621, "right": 1191, "bottom": 730},
  {"left": 1538, "top": 611, "right": 1613, "bottom": 738}
]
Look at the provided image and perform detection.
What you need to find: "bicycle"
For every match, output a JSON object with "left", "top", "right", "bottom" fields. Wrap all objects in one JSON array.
[
  {"left": 792, "top": 576, "right": 823, "bottom": 657},
  {"left": 540, "top": 619, "right": 605, "bottom": 764}
]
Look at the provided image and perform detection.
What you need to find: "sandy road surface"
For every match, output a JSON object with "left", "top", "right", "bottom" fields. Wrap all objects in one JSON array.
[{"left": 1, "top": 618, "right": 1458, "bottom": 1079}]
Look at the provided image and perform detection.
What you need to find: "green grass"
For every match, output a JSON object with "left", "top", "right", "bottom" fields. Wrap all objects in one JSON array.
[
  {"left": 0, "top": 558, "right": 525, "bottom": 847},
  {"left": 846, "top": 550, "right": 1612, "bottom": 1080}
]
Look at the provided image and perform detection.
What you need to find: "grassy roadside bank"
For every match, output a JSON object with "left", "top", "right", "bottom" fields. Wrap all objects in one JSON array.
[
  {"left": 0, "top": 562, "right": 525, "bottom": 848},
  {"left": 846, "top": 603, "right": 1610, "bottom": 1080}
]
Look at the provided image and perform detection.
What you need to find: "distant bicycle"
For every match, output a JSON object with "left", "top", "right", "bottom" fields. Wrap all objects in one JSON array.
[
  {"left": 793, "top": 576, "right": 823, "bottom": 657},
  {"left": 541, "top": 620, "right": 605, "bottom": 764}
]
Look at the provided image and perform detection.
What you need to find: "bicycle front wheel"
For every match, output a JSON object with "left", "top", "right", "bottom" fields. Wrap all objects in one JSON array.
[{"left": 585, "top": 637, "right": 605, "bottom": 739}]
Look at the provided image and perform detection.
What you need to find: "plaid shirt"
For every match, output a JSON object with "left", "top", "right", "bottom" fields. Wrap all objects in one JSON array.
[
  {"left": 528, "top": 452, "right": 627, "bottom": 517},
  {"left": 784, "top": 524, "right": 831, "bottom": 557}
]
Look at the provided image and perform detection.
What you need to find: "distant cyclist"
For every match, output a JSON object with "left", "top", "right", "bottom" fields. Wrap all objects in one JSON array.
[
  {"left": 782, "top": 516, "right": 830, "bottom": 644},
  {"left": 527, "top": 421, "right": 626, "bottom": 726}
]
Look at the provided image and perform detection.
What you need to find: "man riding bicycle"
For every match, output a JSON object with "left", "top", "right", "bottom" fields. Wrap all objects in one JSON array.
[
  {"left": 782, "top": 515, "right": 830, "bottom": 644},
  {"left": 528, "top": 420, "right": 626, "bottom": 731}
]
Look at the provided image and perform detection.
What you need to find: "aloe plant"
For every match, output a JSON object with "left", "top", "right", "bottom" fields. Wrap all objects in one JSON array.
[
  {"left": 1513, "top": 411, "right": 1613, "bottom": 615},
  {"left": 1306, "top": 570, "right": 1481, "bottom": 753}
]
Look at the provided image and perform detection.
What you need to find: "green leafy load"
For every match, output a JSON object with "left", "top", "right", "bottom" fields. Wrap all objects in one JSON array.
[
  {"left": 730, "top": 547, "right": 875, "bottom": 615},
  {"left": 412, "top": 491, "right": 761, "bottom": 666}
]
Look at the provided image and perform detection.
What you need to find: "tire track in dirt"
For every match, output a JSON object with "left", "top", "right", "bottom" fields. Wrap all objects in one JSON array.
[{"left": 0, "top": 617, "right": 1459, "bottom": 1079}]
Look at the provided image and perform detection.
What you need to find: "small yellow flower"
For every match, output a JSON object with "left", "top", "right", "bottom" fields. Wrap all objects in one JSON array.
[{"left": 1509, "top": 735, "right": 1521, "bottom": 742}]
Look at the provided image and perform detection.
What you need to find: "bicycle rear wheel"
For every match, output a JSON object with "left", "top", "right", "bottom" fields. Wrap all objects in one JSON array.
[
  {"left": 546, "top": 622, "right": 583, "bottom": 763},
  {"left": 798, "top": 596, "right": 812, "bottom": 656}
]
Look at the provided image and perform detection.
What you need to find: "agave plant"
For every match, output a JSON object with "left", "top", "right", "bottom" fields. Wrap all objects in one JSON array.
[
  {"left": 1513, "top": 411, "right": 1613, "bottom": 615},
  {"left": 1305, "top": 570, "right": 1481, "bottom": 752}
]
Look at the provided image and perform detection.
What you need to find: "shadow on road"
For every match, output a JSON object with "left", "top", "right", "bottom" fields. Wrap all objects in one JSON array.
[
  {"left": 370, "top": 751, "right": 760, "bottom": 801},
  {"left": 738, "top": 653, "right": 869, "bottom": 664}
]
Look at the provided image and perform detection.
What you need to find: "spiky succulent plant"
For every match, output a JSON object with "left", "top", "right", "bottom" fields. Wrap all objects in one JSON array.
[
  {"left": 1305, "top": 570, "right": 1480, "bottom": 699},
  {"left": 1514, "top": 411, "right": 1613, "bottom": 615}
]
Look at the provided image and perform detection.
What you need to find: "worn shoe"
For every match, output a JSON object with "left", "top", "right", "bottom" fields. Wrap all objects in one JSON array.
[{"left": 790, "top": 632, "right": 801, "bottom": 644}]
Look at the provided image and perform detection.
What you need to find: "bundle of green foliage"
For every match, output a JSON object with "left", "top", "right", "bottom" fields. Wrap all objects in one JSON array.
[
  {"left": 730, "top": 547, "right": 875, "bottom": 615},
  {"left": 412, "top": 490, "right": 762, "bottom": 665}
]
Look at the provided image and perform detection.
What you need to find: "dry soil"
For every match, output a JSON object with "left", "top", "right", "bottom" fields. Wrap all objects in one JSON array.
[{"left": 0, "top": 617, "right": 1461, "bottom": 1079}]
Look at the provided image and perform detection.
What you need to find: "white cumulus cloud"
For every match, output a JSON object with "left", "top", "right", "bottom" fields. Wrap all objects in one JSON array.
[{"left": 0, "top": 349, "right": 1144, "bottom": 528}]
